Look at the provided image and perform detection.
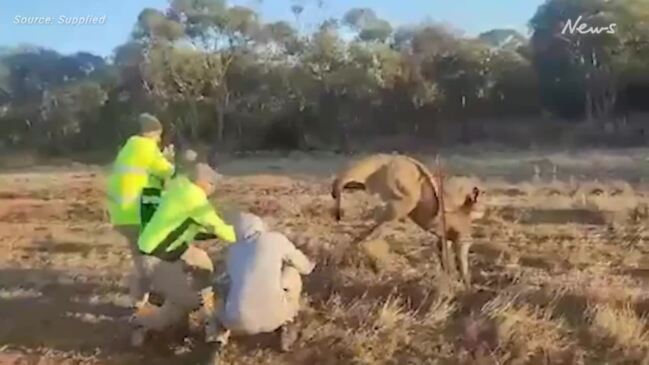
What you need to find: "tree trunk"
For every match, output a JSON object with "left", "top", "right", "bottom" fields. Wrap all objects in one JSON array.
[
  {"left": 459, "top": 95, "right": 471, "bottom": 144},
  {"left": 236, "top": 114, "right": 243, "bottom": 145},
  {"left": 340, "top": 115, "right": 352, "bottom": 153},
  {"left": 215, "top": 99, "right": 226, "bottom": 143},
  {"left": 585, "top": 91, "right": 593, "bottom": 123},
  {"left": 337, "top": 101, "right": 352, "bottom": 154},
  {"left": 295, "top": 110, "right": 307, "bottom": 150},
  {"left": 319, "top": 91, "right": 339, "bottom": 149},
  {"left": 594, "top": 95, "right": 604, "bottom": 122},
  {"left": 189, "top": 101, "right": 199, "bottom": 141},
  {"left": 216, "top": 108, "right": 224, "bottom": 143}
]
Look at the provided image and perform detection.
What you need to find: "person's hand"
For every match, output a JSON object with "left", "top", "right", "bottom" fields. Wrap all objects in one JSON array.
[
  {"left": 305, "top": 260, "right": 316, "bottom": 274},
  {"left": 162, "top": 144, "right": 175, "bottom": 161}
]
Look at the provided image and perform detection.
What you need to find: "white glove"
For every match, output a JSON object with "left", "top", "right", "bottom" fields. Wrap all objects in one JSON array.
[
  {"left": 305, "top": 259, "right": 316, "bottom": 275},
  {"left": 183, "top": 149, "right": 198, "bottom": 163},
  {"left": 162, "top": 144, "right": 175, "bottom": 161}
]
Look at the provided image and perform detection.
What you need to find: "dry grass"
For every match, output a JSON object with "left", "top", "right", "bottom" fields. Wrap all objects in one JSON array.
[
  {"left": 479, "top": 290, "right": 576, "bottom": 364},
  {"left": 3, "top": 151, "right": 649, "bottom": 364},
  {"left": 329, "top": 294, "right": 416, "bottom": 364},
  {"left": 587, "top": 303, "right": 649, "bottom": 356}
]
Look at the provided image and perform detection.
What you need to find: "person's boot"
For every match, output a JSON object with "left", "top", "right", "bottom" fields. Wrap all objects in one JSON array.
[
  {"left": 203, "top": 317, "right": 219, "bottom": 343},
  {"left": 209, "top": 342, "right": 223, "bottom": 365},
  {"left": 199, "top": 288, "right": 220, "bottom": 342},
  {"left": 130, "top": 302, "right": 157, "bottom": 348},
  {"left": 148, "top": 291, "right": 165, "bottom": 306},
  {"left": 130, "top": 326, "right": 147, "bottom": 348},
  {"left": 280, "top": 323, "right": 299, "bottom": 352},
  {"left": 134, "top": 292, "right": 152, "bottom": 309},
  {"left": 208, "top": 330, "right": 230, "bottom": 365}
]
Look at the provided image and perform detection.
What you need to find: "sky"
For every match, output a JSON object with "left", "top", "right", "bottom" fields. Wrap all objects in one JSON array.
[{"left": 0, "top": 0, "right": 546, "bottom": 58}]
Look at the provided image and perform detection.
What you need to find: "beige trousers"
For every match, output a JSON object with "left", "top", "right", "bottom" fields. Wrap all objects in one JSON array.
[
  {"left": 133, "top": 245, "right": 217, "bottom": 338},
  {"left": 114, "top": 225, "right": 150, "bottom": 306},
  {"left": 281, "top": 266, "right": 302, "bottom": 324}
]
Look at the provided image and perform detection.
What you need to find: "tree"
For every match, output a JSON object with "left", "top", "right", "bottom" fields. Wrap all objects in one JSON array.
[
  {"left": 263, "top": 21, "right": 302, "bottom": 54},
  {"left": 153, "top": 1, "right": 261, "bottom": 143},
  {"left": 483, "top": 48, "right": 541, "bottom": 116},
  {"left": 343, "top": 8, "right": 393, "bottom": 43},
  {"left": 132, "top": 8, "right": 184, "bottom": 43},
  {"left": 434, "top": 41, "right": 489, "bottom": 142},
  {"left": 529, "top": 0, "right": 649, "bottom": 121},
  {"left": 0, "top": 61, "right": 10, "bottom": 102},
  {"left": 478, "top": 29, "right": 527, "bottom": 51},
  {"left": 4, "top": 0, "right": 649, "bottom": 155},
  {"left": 0, "top": 47, "right": 111, "bottom": 150}
]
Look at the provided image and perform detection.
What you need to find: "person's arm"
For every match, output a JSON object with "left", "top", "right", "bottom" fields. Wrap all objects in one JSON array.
[
  {"left": 149, "top": 146, "right": 175, "bottom": 181},
  {"left": 191, "top": 203, "right": 236, "bottom": 243},
  {"left": 281, "top": 236, "right": 315, "bottom": 275}
]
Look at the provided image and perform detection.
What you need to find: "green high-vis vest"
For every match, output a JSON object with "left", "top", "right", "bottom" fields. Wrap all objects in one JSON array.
[{"left": 137, "top": 176, "right": 236, "bottom": 261}]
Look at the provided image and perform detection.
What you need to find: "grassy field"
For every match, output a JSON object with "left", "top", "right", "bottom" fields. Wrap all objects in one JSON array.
[{"left": 2, "top": 149, "right": 649, "bottom": 364}]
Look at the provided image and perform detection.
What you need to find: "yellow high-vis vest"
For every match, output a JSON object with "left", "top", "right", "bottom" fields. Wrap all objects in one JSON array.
[{"left": 106, "top": 135, "right": 174, "bottom": 226}]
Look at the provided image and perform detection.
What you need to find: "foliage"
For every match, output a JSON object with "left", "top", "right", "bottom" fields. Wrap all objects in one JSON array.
[{"left": 1, "top": 0, "right": 649, "bottom": 154}]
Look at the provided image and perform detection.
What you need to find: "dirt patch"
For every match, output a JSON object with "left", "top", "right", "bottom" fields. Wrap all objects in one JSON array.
[
  {"left": 1, "top": 158, "right": 649, "bottom": 364},
  {"left": 518, "top": 208, "right": 610, "bottom": 225}
]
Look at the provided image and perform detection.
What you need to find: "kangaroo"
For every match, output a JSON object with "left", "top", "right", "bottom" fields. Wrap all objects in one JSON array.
[{"left": 331, "top": 154, "right": 481, "bottom": 286}]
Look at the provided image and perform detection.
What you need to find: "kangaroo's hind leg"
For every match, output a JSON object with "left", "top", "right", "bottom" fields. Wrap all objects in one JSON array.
[
  {"left": 409, "top": 185, "right": 453, "bottom": 273},
  {"left": 353, "top": 195, "right": 418, "bottom": 243},
  {"left": 454, "top": 239, "right": 472, "bottom": 287}
]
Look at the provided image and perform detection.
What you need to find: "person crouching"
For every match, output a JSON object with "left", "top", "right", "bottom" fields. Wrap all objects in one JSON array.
[
  {"left": 130, "top": 162, "right": 237, "bottom": 347},
  {"left": 210, "top": 212, "right": 315, "bottom": 361}
]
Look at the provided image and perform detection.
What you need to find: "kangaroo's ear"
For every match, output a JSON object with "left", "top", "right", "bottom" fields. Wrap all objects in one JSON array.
[
  {"left": 462, "top": 187, "right": 480, "bottom": 208},
  {"left": 471, "top": 187, "right": 480, "bottom": 203},
  {"left": 331, "top": 178, "right": 340, "bottom": 199}
]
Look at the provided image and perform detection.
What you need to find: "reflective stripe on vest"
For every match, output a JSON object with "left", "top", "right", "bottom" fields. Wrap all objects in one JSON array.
[
  {"left": 108, "top": 192, "right": 140, "bottom": 205},
  {"left": 143, "top": 217, "right": 198, "bottom": 261},
  {"left": 141, "top": 195, "right": 161, "bottom": 204},
  {"left": 113, "top": 165, "right": 149, "bottom": 175},
  {"left": 141, "top": 188, "right": 162, "bottom": 205}
]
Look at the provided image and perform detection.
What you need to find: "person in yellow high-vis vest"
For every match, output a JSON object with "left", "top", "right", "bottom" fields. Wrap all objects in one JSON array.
[
  {"left": 130, "top": 161, "right": 236, "bottom": 347},
  {"left": 106, "top": 113, "right": 175, "bottom": 308}
]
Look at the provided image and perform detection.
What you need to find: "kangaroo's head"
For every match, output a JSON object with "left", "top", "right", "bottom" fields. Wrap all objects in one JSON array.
[
  {"left": 455, "top": 186, "right": 483, "bottom": 219},
  {"left": 331, "top": 178, "right": 366, "bottom": 221}
]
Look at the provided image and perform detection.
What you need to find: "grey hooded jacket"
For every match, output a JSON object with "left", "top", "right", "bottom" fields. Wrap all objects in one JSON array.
[{"left": 221, "top": 213, "right": 315, "bottom": 334}]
